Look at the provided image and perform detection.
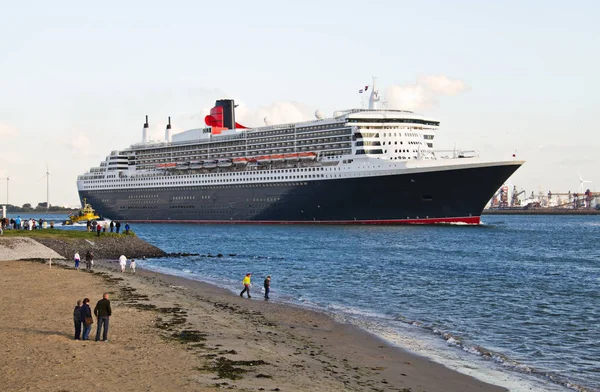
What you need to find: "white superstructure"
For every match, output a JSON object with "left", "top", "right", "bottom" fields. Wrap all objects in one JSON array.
[{"left": 77, "top": 108, "right": 484, "bottom": 192}]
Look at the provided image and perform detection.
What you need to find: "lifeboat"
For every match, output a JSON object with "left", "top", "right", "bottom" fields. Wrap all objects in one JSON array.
[
  {"left": 156, "top": 162, "right": 177, "bottom": 169},
  {"left": 217, "top": 159, "right": 233, "bottom": 168},
  {"left": 270, "top": 154, "right": 285, "bottom": 162},
  {"left": 233, "top": 157, "right": 248, "bottom": 165},
  {"left": 189, "top": 161, "right": 203, "bottom": 169},
  {"left": 203, "top": 160, "right": 217, "bottom": 169},
  {"left": 284, "top": 153, "right": 299, "bottom": 161},
  {"left": 247, "top": 157, "right": 258, "bottom": 163},
  {"left": 175, "top": 162, "right": 190, "bottom": 170},
  {"left": 256, "top": 155, "right": 271, "bottom": 163},
  {"left": 298, "top": 152, "right": 317, "bottom": 160}
]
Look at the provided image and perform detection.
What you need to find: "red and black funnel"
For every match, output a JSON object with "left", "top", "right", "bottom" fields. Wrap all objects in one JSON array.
[{"left": 205, "top": 99, "right": 247, "bottom": 129}]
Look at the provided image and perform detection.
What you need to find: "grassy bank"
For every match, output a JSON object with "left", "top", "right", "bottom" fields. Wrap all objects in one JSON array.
[{"left": 1, "top": 229, "right": 136, "bottom": 239}]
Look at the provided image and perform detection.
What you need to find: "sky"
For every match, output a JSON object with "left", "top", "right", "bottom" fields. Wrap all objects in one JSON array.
[{"left": 0, "top": 0, "right": 599, "bottom": 207}]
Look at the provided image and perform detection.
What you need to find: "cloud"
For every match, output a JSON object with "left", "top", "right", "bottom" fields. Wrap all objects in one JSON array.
[
  {"left": 418, "top": 75, "right": 468, "bottom": 95},
  {"left": 63, "top": 133, "right": 91, "bottom": 157},
  {"left": 0, "top": 123, "right": 18, "bottom": 138},
  {"left": 236, "top": 101, "right": 313, "bottom": 127},
  {"left": 385, "top": 75, "right": 469, "bottom": 111}
]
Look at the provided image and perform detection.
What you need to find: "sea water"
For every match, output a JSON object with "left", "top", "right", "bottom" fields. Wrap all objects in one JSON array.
[{"left": 13, "top": 214, "right": 599, "bottom": 391}]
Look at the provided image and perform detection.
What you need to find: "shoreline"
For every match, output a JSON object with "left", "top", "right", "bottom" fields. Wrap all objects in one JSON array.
[
  {"left": 133, "top": 261, "right": 577, "bottom": 392},
  {"left": 81, "top": 258, "right": 511, "bottom": 391},
  {"left": 1, "top": 257, "right": 506, "bottom": 392}
]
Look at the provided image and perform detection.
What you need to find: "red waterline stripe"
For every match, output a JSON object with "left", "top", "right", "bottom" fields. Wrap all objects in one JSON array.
[{"left": 125, "top": 216, "right": 481, "bottom": 225}]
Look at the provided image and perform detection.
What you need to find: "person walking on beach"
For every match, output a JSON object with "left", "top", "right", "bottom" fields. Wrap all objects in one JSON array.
[
  {"left": 94, "top": 293, "right": 112, "bottom": 342},
  {"left": 124, "top": 222, "right": 130, "bottom": 235},
  {"left": 96, "top": 223, "right": 101, "bottom": 237},
  {"left": 119, "top": 255, "right": 127, "bottom": 273},
  {"left": 74, "top": 252, "right": 81, "bottom": 270},
  {"left": 130, "top": 259, "right": 136, "bottom": 274},
  {"left": 109, "top": 221, "right": 114, "bottom": 233},
  {"left": 264, "top": 275, "right": 271, "bottom": 300},
  {"left": 115, "top": 221, "right": 121, "bottom": 234},
  {"left": 85, "top": 250, "right": 94, "bottom": 271},
  {"left": 81, "top": 298, "right": 93, "bottom": 340},
  {"left": 103, "top": 221, "right": 108, "bottom": 233},
  {"left": 86, "top": 220, "right": 91, "bottom": 233},
  {"left": 73, "top": 300, "right": 83, "bottom": 340},
  {"left": 240, "top": 273, "right": 252, "bottom": 298}
]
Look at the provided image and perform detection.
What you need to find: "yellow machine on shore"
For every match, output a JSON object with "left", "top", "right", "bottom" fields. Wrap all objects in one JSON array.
[{"left": 64, "top": 198, "right": 100, "bottom": 225}]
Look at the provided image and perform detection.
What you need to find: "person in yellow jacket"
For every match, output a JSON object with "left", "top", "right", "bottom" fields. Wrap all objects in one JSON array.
[{"left": 240, "top": 273, "right": 252, "bottom": 298}]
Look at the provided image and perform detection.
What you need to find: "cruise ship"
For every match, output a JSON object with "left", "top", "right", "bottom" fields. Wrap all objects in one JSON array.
[{"left": 77, "top": 84, "right": 523, "bottom": 224}]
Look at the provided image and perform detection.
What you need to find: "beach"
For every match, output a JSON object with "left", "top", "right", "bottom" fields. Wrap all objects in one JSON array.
[{"left": 0, "top": 257, "right": 505, "bottom": 392}]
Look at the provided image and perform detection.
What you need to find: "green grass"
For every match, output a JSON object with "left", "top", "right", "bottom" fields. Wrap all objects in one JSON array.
[{"left": 1, "top": 229, "right": 136, "bottom": 239}]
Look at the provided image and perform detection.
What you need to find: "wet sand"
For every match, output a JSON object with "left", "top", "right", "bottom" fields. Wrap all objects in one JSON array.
[{"left": 0, "top": 259, "right": 506, "bottom": 392}]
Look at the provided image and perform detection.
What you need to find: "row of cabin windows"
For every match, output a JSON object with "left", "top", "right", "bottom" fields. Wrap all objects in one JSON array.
[
  {"left": 136, "top": 149, "right": 352, "bottom": 165},
  {"left": 348, "top": 118, "right": 440, "bottom": 126},
  {"left": 83, "top": 164, "right": 374, "bottom": 185}
]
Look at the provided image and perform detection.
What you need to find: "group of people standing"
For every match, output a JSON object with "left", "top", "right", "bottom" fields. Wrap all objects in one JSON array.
[
  {"left": 73, "top": 251, "right": 95, "bottom": 270},
  {"left": 72, "top": 293, "right": 112, "bottom": 341},
  {"left": 240, "top": 273, "right": 271, "bottom": 300},
  {"left": 86, "top": 220, "right": 130, "bottom": 236},
  {"left": 70, "top": 253, "right": 136, "bottom": 342},
  {"left": 3, "top": 216, "right": 54, "bottom": 230}
]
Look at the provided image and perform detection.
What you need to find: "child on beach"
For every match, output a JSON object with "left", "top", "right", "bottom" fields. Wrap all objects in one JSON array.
[
  {"left": 130, "top": 259, "right": 136, "bottom": 274},
  {"left": 74, "top": 252, "right": 80, "bottom": 270},
  {"left": 240, "top": 273, "right": 252, "bottom": 298}
]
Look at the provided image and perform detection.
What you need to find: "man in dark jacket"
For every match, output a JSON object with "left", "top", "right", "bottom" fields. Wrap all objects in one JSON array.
[
  {"left": 115, "top": 221, "right": 121, "bottom": 234},
  {"left": 85, "top": 250, "right": 94, "bottom": 271},
  {"left": 264, "top": 276, "right": 271, "bottom": 300},
  {"left": 73, "top": 300, "right": 82, "bottom": 340},
  {"left": 94, "top": 293, "right": 112, "bottom": 342}
]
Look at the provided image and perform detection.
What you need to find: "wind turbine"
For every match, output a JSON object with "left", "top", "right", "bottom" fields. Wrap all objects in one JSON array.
[
  {"left": 38, "top": 164, "right": 51, "bottom": 212},
  {"left": 578, "top": 173, "right": 591, "bottom": 194}
]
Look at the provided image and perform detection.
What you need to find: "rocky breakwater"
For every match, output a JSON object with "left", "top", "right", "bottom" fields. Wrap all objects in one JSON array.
[{"left": 34, "top": 235, "right": 167, "bottom": 260}]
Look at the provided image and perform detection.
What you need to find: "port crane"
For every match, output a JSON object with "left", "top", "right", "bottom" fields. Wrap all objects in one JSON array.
[
  {"left": 511, "top": 186, "right": 525, "bottom": 206},
  {"left": 547, "top": 190, "right": 596, "bottom": 209}
]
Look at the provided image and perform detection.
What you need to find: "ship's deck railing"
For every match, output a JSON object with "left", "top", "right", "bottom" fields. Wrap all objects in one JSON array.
[
  {"left": 424, "top": 149, "right": 479, "bottom": 159},
  {"left": 337, "top": 108, "right": 415, "bottom": 116}
]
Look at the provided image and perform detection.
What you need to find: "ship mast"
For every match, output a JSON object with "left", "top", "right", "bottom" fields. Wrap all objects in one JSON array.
[{"left": 368, "top": 76, "right": 380, "bottom": 109}]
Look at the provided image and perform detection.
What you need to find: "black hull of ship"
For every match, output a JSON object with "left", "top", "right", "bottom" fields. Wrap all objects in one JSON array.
[{"left": 78, "top": 163, "right": 521, "bottom": 225}]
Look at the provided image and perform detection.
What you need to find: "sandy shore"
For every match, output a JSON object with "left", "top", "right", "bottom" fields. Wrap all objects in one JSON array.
[{"left": 0, "top": 259, "right": 506, "bottom": 392}]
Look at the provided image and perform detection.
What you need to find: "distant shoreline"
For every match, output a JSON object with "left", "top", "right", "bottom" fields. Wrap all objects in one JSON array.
[
  {"left": 483, "top": 208, "right": 600, "bottom": 215},
  {"left": 3, "top": 209, "right": 77, "bottom": 215}
]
